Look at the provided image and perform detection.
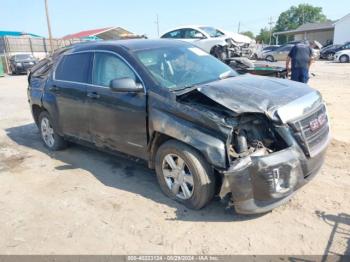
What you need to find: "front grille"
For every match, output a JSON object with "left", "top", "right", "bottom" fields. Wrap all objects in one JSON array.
[
  {"left": 23, "top": 62, "right": 33, "bottom": 67},
  {"left": 289, "top": 104, "right": 330, "bottom": 157}
]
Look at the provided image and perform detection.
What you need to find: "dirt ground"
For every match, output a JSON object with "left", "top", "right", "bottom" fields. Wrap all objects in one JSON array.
[{"left": 0, "top": 60, "right": 349, "bottom": 255}]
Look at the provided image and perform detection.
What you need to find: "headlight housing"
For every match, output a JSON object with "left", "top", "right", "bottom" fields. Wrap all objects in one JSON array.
[{"left": 16, "top": 62, "right": 22, "bottom": 67}]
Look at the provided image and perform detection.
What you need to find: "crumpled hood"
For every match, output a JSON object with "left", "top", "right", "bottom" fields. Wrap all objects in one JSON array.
[{"left": 195, "top": 75, "right": 322, "bottom": 122}]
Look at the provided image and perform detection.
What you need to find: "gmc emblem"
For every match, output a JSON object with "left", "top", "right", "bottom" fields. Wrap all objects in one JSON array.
[{"left": 309, "top": 113, "right": 326, "bottom": 131}]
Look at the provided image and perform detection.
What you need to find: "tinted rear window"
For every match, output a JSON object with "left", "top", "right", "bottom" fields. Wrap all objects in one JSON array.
[
  {"left": 31, "top": 58, "right": 52, "bottom": 77},
  {"left": 55, "top": 53, "right": 91, "bottom": 83}
]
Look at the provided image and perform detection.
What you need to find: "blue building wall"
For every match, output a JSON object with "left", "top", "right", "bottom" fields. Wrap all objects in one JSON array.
[{"left": 0, "top": 31, "right": 41, "bottom": 37}]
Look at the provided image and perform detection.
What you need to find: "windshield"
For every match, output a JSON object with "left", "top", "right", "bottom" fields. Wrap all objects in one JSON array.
[
  {"left": 199, "top": 27, "right": 224, "bottom": 38},
  {"left": 15, "top": 54, "right": 34, "bottom": 60},
  {"left": 135, "top": 46, "right": 237, "bottom": 90}
]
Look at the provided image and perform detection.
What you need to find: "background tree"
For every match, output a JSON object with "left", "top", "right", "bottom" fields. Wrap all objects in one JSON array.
[
  {"left": 255, "top": 27, "right": 272, "bottom": 44},
  {"left": 274, "top": 4, "right": 327, "bottom": 43},
  {"left": 240, "top": 31, "right": 255, "bottom": 39}
]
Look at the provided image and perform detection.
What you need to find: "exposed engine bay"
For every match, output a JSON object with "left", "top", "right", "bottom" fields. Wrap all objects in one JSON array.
[
  {"left": 228, "top": 114, "right": 288, "bottom": 161},
  {"left": 177, "top": 89, "right": 288, "bottom": 162}
]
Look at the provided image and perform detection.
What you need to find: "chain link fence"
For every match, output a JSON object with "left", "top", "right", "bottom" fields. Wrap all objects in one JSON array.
[{"left": 0, "top": 36, "right": 84, "bottom": 73}]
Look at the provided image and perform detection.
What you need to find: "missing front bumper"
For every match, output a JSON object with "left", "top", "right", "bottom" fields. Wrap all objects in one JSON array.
[{"left": 220, "top": 145, "right": 326, "bottom": 214}]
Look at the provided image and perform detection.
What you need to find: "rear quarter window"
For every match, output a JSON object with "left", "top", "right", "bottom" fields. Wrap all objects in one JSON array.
[
  {"left": 31, "top": 59, "right": 52, "bottom": 77},
  {"left": 55, "top": 53, "right": 92, "bottom": 83}
]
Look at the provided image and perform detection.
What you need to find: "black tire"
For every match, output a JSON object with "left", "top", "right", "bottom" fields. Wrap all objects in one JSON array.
[
  {"left": 38, "top": 111, "right": 67, "bottom": 151},
  {"left": 339, "top": 55, "right": 349, "bottom": 63},
  {"left": 327, "top": 53, "right": 335, "bottom": 61},
  {"left": 211, "top": 46, "right": 227, "bottom": 61},
  {"left": 265, "top": 55, "right": 274, "bottom": 62},
  {"left": 155, "top": 140, "right": 216, "bottom": 209}
]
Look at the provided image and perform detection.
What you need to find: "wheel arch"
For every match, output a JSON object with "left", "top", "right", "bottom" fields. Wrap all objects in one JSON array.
[
  {"left": 31, "top": 104, "right": 46, "bottom": 127},
  {"left": 266, "top": 55, "right": 274, "bottom": 62},
  {"left": 148, "top": 109, "right": 228, "bottom": 170},
  {"left": 210, "top": 44, "right": 227, "bottom": 59}
]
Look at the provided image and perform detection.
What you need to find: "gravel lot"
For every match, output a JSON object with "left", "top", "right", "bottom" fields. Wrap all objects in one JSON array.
[{"left": 0, "top": 60, "right": 349, "bottom": 255}]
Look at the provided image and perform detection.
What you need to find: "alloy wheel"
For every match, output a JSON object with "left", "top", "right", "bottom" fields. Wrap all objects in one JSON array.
[
  {"left": 41, "top": 117, "right": 55, "bottom": 148},
  {"left": 162, "top": 153, "right": 194, "bottom": 200}
]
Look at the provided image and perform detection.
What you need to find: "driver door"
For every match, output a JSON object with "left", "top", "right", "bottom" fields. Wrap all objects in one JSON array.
[{"left": 87, "top": 51, "right": 147, "bottom": 159}]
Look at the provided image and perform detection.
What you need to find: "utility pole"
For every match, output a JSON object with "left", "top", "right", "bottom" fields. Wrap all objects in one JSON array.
[
  {"left": 268, "top": 16, "right": 274, "bottom": 45},
  {"left": 44, "top": 0, "right": 54, "bottom": 53},
  {"left": 302, "top": 4, "right": 305, "bottom": 24},
  {"left": 155, "top": 14, "right": 160, "bottom": 37},
  {"left": 237, "top": 21, "right": 241, "bottom": 33}
]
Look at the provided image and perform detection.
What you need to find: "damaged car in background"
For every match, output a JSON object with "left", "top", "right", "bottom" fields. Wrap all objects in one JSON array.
[
  {"left": 161, "top": 25, "right": 244, "bottom": 61},
  {"left": 28, "top": 39, "right": 330, "bottom": 214}
]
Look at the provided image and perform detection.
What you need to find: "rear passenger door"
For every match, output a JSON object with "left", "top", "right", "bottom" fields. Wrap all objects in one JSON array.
[
  {"left": 87, "top": 51, "right": 147, "bottom": 159},
  {"left": 52, "top": 52, "right": 92, "bottom": 140}
]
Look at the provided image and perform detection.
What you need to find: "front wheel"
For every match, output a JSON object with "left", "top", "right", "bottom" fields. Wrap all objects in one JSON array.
[
  {"left": 327, "top": 53, "right": 335, "bottom": 61},
  {"left": 265, "top": 55, "right": 274, "bottom": 62},
  {"left": 339, "top": 55, "right": 349, "bottom": 63},
  {"left": 155, "top": 140, "right": 216, "bottom": 209},
  {"left": 39, "top": 111, "right": 67, "bottom": 151}
]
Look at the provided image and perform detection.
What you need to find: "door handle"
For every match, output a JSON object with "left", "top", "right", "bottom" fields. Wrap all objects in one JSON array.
[{"left": 87, "top": 92, "right": 100, "bottom": 99}]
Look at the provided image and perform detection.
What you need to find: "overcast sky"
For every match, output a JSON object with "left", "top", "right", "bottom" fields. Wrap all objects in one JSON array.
[{"left": 1, "top": 0, "right": 348, "bottom": 38}]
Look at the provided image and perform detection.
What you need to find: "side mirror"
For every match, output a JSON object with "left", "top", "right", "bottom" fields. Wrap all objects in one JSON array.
[{"left": 110, "top": 77, "right": 143, "bottom": 92}]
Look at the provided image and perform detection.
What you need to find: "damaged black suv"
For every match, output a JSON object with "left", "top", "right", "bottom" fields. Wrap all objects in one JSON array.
[{"left": 28, "top": 40, "right": 330, "bottom": 214}]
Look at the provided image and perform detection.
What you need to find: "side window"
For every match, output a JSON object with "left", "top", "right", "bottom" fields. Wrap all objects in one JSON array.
[
  {"left": 92, "top": 52, "right": 136, "bottom": 87},
  {"left": 32, "top": 60, "right": 53, "bottom": 77},
  {"left": 55, "top": 53, "right": 91, "bottom": 83},
  {"left": 162, "top": 30, "right": 182, "bottom": 39},
  {"left": 183, "top": 29, "right": 205, "bottom": 39}
]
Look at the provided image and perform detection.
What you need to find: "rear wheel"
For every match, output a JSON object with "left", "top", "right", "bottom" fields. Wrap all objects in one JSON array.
[
  {"left": 39, "top": 111, "right": 67, "bottom": 151},
  {"left": 339, "top": 55, "right": 349, "bottom": 63},
  {"left": 155, "top": 140, "right": 216, "bottom": 209}
]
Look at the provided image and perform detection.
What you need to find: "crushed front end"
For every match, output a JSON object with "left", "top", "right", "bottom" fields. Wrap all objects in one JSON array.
[{"left": 220, "top": 103, "right": 330, "bottom": 214}]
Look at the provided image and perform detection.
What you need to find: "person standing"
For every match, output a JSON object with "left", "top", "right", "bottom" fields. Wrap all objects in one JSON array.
[{"left": 286, "top": 41, "right": 314, "bottom": 83}]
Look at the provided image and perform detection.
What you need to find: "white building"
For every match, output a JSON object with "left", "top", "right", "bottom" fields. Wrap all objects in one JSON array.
[
  {"left": 334, "top": 13, "right": 350, "bottom": 45},
  {"left": 274, "top": 13, "right": 350, "bottom": 46}
]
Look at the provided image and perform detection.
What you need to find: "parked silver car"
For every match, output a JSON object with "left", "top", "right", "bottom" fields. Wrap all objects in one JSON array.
[
  {"left": 262, "top": 45, "right": 294, "bottom": 62},
  {"left": 263, "top": 44, "right": 320, "bottom": 62}
]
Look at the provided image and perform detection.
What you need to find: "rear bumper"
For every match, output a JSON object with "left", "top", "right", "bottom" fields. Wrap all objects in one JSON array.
[{"left": 220, "top": 138, "right": 328, "bottom": 215}]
